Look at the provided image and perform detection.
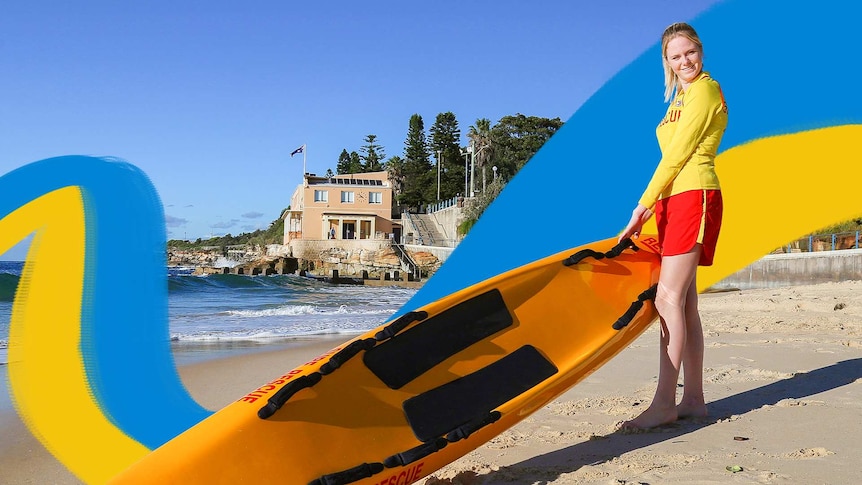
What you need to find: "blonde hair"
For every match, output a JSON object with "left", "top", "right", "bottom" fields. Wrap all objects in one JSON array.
[{"left": 662, "top": 22, "right": 703, "bottom": 102}]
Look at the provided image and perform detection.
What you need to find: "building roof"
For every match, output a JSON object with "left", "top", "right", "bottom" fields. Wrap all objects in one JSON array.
[{"left": 306, "top": 172, "right": 390, "bottom": 187}]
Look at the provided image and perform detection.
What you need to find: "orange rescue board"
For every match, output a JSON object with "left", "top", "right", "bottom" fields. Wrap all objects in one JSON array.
[{"left": 112, "top": 236, "right": 661, "bottom": 485}]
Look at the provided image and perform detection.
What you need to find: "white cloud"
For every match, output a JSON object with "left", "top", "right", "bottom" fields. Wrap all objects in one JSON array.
[{"left": 165, "top": 215, "right": 188, "bottom": 227}]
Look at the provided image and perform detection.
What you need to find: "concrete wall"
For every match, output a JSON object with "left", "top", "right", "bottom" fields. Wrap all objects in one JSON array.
[
  {"left": 429, "top": 205, "right": 463, "bottom": 241},
  {"left": 288, "top": 239, "right": 392, "bottom": 261},
  {"left": 400, "top": 214, "right": 418, "bottom": 243},
  {"left": 713, "top": 249, "right": 862, "bottom": 290},
  {"left": 403, "top": 244, "right": 455, "bottom": 265},
  {"left": 266, "top": 244, "right": 291, "bottom": 258}
]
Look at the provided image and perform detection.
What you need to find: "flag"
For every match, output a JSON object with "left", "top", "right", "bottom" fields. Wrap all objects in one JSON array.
[{"left": 291, "top": 145, "right": 305, "bottom": 157}]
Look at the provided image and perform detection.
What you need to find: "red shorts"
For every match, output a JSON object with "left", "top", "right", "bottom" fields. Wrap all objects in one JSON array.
[{"left": 655, "top": 189, "right": 723, "bottom": 266}]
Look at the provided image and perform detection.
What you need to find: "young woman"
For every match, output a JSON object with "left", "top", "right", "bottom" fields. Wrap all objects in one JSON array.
[{"left": 618, "top": 22, "right": 728, "bottom": 431}]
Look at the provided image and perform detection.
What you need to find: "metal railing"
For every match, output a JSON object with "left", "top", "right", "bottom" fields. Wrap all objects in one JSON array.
[
  {"left": 778, "top": 231, "right": 861, "bottom": 253},
  {"left": 422, "top": 238, "right": 459, "bottom": 248},
  {"left": 401, "top": 212, "right": 425, "bottom": 246},
  {"left": 391, "top": 243, "right": 420, "bottom": 281},
  {"left": 412, "top": 215, "right": 437, "bottom": 246},
  {"left": 425, "top": 196, "right": 460, "bottom": 214}
]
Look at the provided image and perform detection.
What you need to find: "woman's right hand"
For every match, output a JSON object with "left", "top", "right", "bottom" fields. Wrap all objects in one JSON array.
[{"left": 619, "top": 204, "right": 652, "bottom": 242}]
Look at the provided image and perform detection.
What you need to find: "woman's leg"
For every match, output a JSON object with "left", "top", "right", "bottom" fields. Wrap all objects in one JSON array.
[
  {"left": 677, "top": 275, "right": 707, "bottom": 418},
  {"left": 623, "top": 245, "right": 701, "bottom": 429}
]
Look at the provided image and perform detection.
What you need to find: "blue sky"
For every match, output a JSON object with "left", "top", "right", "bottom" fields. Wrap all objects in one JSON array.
[{"left": 0, "top": 0, "right": 721, "bottom": 260}]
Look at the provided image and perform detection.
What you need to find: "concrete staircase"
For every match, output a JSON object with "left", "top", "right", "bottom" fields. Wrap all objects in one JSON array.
[{"left": 410, "top": 213, "right": 447, "bottom": 246}]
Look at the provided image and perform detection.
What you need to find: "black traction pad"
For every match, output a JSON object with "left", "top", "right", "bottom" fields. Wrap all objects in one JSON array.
[
  {"left": 363, "top": 289, "right": 513, "bottom": 389},
  {"left": 402, "top": 345, "right": 558, "bottom": 442}
]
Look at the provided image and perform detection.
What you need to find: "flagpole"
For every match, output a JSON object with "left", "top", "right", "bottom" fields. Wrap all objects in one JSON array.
[{"left": 292, "top": 143, "right": 307, "bottom": 186}]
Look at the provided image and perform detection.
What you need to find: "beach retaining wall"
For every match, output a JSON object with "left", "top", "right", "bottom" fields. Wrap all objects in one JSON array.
[
  {"left": 285, "top": 239, "right": 451, "bottom": 282},
  {"left": 713, "top": 249, "right": 862, "bottom": 290},
  {"left": 287, "top": 239, "right": 391, "bottom": 260},
  {"left": 429, "top": 204, "right": 463, "bottom": 243},
  {"left": 403, "top": 244, "right": 454, "bottom": 265}
]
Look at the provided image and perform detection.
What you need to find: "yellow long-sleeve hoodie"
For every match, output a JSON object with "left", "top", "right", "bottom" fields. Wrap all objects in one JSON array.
[{"left": 638, "top": 71, "right": 728, "bottom": 210}]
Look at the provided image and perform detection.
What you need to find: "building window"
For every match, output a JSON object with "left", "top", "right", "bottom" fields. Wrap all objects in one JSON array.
[
  {"left": 314, "top": 190, "right": 328, "bottom": 202},
  {"left": 369, "top": 192, "right": 382, "bottom": 204},
  {"left": 341, "top": 191, "right": 354, "bottom": 203}
]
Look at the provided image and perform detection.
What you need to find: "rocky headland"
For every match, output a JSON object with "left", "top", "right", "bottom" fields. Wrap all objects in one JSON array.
[{"left": 167, "top": 243, "right": 441, "bottom": 285}]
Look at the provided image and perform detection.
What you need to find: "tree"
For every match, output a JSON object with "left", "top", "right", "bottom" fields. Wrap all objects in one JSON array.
[
  {"left": 429, "top": 112, "right": 464, "bottom": 201},
  {"left": 167, "top": 212, "right": 288, "bottom": 249},
  {"left": 360, "top": 134, "right": 385, "bottom": 172},
  {"left": 490, "top": 114, "right": 563, "bottom": 181},
  {"left": 458, "top": 176, "right": 506, "bottom": 236},
  {"left": 400, "top": 114, "right": 433, "bottom": 210},
  {"left": 348, "top": 151, "right": 363, "bottom": 174},
  {"left": 385, "top": 155, "right": 405, "bottom": 205},
  {"left": 336, "top": 149, "right": 351, "bottom": 175},
  {"left": 325, "top": 168, "right": 334, "bottom": 178},
  {"left": 468, "top": 118, "right": 493, "bottom": 193}
]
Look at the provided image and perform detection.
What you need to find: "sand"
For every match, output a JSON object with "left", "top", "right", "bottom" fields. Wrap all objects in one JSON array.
[{"left": 2, "top": 282, "right": 862, "bottom": 484}]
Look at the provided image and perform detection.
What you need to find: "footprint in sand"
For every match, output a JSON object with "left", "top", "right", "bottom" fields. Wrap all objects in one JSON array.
[
  {"left": 782, "top": 447, "right": 834, "bottom": 459},
  {"left": 485, "top": 430, "right": 529, "bottom": 449},
  {"left": 706, "top": 366, "right": 794, "bottom": 384},
  {"left": 774, "top": 398, "right": 825, "bottom": 408}
]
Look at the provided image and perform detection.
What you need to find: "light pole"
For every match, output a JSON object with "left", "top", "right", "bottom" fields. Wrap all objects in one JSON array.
[
  {"left": 470, "top": 140, "right": 488, "bottom": 193},
  {"left": 460, "top": 147, "right": 470, "bottom": 198},
  {"left": 492, "top": 165, "right": 498, "bottom": 181},
  {"left": 468, "top": 141, "right": 475, "bottom": 197},
  {"left": 436, "top": 149, "right": 442, "bottom": 201}
]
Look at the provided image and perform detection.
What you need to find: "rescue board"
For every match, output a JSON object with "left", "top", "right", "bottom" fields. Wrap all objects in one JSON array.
[{"left": 111, "top": 235, "right": 661, "bottom": 485}]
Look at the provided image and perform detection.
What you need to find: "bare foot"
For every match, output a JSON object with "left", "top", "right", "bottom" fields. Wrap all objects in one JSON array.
[
  {"left": 676, "top": 400, "right": 708, "bottom": 419},
  {"left": 619, "top": 403, "right": 677, "bottom": 432}
]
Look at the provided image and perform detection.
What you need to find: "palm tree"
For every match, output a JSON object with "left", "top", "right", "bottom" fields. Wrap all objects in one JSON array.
[
  {"left": 468, "top": 118, "right": 493, "bottom": 193},
  {"left": 385, "top": 155, "right": 405, "bottom": 206}
]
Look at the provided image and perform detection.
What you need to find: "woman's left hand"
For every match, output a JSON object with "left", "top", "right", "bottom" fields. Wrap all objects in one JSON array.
[{"left": 619, "top": 204, "right": 653, "bottom": 242}]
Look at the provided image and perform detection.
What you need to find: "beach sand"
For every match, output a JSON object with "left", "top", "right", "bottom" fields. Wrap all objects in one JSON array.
[{"left": 2, "top": 282, "right": 862, "bottom": 484}]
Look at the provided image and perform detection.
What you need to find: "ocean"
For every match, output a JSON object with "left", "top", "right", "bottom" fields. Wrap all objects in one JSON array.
[{"left": 0, "top": 261, "right": 417, "bottom": 366}]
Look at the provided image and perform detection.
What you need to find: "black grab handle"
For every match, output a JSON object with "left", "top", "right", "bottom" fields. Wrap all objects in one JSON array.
[
  {"left": 259, "top": 311, "right": 428, "bottom": 419},
  {"left": 613, "top": 284, "right": 658, "bottom": 330},
  {"left": 257, "top": 372, "right": 322, "bottom": 419},
  {"left": 563, "top": 238, "right": 638, "bottom": 266}
]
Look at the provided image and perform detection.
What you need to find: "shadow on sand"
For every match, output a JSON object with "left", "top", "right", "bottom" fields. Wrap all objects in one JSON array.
[{"left": 475, "top": 357, "right": 862, "bottom": 484}]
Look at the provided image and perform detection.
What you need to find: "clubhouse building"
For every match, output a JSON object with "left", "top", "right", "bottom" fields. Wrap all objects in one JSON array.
[{"left": 282, "top": 171, "right": 400, "bottom": 243}]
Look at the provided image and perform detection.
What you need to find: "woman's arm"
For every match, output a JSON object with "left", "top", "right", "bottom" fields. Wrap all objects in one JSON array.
[
  {"left": 637, "top": 80, "right": 722, "bottom": 210},
  {"left": 618, "top": 203, "right": 653, "bottom": 242}
]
